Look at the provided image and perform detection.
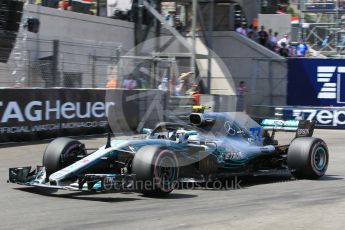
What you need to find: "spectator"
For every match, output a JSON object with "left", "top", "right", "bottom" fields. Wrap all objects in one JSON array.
[
  {"left": 233, "top": 22, "right": 311, "bottom": 58},
  {"left": 270, "top": 32, "right": 279, "bottom": 50},
  {"left": 186, "top": 84, "right": 200, "bottom": 106},
  {"left": 321, "top": 35, "right": 330, "bottom": 49},
  {"left": 166, "top": 11, "right": 175, "bottom": 27},
  {"left": 268, "top": 29, "right": 273, "bottom": 41},
  {"left": 106, "top": 79, "right": 116, "bottom": 88},
  {"left": 288, "top": 42, "right": 297, "bottom": 57},
  {"left": 158, "top": 78, "right": 169, "bottom": 91},
  {"left": 278, "top": 42, "right": 290, "bottom": 57},
  {"left": 236, "top": 24, "right": 248, "bottom": 36},
  {"left": 122, "top": 74, "right": 137, "bottom": 90},
  {"left": 175, "top": 20, "right": 184, "bottom": 33},
  {"left": 237, "top": 81, "right": 247, "bottom": 96},
  {"left": 175, "top": 72, "right": 192, "bottom": 96},
  {"left": 251, "top": 26, "right": 259, "bottom": 42},
  {"left": 106, "top": 66, "right": 117, "bottom": 88},
  {"left": 57, "top": 0, "right": 65, "bottom": 10},
  {"left": 267, "top": 29, "right": 273, "bottom": 46},
  {"left": 169, "top": 76, "right": 177, "bottom": 95},
  {"left": 67, "top": 6, "right": 73, "bottom": 11},
  {"left": 236, "top": 81, "right": 247, "bottom": 112},
  {"left": 247, "top": 24, "right": 254, "bottom": 34},
  {"left": 258, "top": 26, "right": 268, "bottom": 46},
  {"left": 247, "top": 31, "right": 254, "bottom": 40},
  {"left": 278, "top": 34, "right": 290, "bottom": 48},
  {"left": 247, "top": 25, "right": 255, "bottom": 41},
  {"left": 137, "top": 67, "right": 149, "bottom": 89},
  {"left": 296, "top": 39, "right": 309, "bottom": 57}
]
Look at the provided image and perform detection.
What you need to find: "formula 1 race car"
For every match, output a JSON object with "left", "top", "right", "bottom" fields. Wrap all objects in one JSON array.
[{"left": 8, "top": 110, "right": 329, "bottom": 196}]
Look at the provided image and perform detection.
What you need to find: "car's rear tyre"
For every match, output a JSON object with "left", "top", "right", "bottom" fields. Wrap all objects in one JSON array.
[
  {"left": 132, "top": 145, "right": 179, "bottom": 197},
  {"left": 43, "top": 137, "right": 85, "bottom": 177},
  {"left": 287, "top": 137, "right": 328, "bottom": 179}
]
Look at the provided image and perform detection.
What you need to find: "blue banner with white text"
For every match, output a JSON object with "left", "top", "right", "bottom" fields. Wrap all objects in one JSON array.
[
  {"left": 277, "top": 107, "right": 345, "bottom": 129},
  {"left": 287, "top": 59, "right": 345, "bottom": 106}
]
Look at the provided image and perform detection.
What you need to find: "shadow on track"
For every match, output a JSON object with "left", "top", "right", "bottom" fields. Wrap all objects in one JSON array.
[
  {"left": 235, "top": 174, "right": 342, "bottom": 189},
  {"left": 138, "top": 193, "right": 198, "bottom": 199},
  {"left": 318, "top": 174, "right": 343, "bottom": 181},
  {"left": 177, "top": 173, "right": 343, "bottom": 192},
  {"left": 176, "top": 174, "right": 294, "bottom": 191},
  {"left": 14, "top": 187, "right": 142, "bottom": 203},
  {"left": 14, "top": 187, "right": 197, "bottom": 202},
  {"left": 11, "top": 174, "right": 342, "bottom": 201},
  {"left": 238, "top": 174, "right": 294, "bottom": 188}
]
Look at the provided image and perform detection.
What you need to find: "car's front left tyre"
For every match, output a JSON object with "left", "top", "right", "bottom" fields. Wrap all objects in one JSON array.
[
  {"left": 132, "top": 145, "right": 179, "bottom": 197},
  {"left": 43, "top": 137, "right": 85, "bottom": 177}
]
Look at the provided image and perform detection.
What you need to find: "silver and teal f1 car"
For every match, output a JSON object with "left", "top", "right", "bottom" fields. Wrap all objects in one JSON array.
[{"left": 8, "top": 111, "right": 329, "bottom": 196}]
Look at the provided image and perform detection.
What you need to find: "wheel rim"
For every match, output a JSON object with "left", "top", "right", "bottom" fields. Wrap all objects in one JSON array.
[
  {"left": 156, "top": 155, "right": 177, "bottom": 191},
  {"left": 60, "top": 144, "right": 81, "bottom": 168},
  {"left": 313, "top": 146, "right": 327, "bottom": 171}
]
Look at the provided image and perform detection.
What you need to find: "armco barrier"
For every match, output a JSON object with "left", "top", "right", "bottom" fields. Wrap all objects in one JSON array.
[
  {"left": 275, "top": 106, "right": 345, "bottom": 129},
  {"left": 0, "top": 88, "right": 166, "bottom": 142}
]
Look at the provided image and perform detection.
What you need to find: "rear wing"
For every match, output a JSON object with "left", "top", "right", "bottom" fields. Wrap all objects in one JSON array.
[{"left": 260, "top": 119, "right": 316, "bottom": 137}]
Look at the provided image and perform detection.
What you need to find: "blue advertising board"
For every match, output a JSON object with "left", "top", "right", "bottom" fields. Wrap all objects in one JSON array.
[
  {"left": 304, "top": 0, "right": 335, "bottom": 12},
  {"left": 303, "top": 0, "right": 345, "bottom": 12},
  {"left": 287, "top": 58, "right": 345, "bottom": 106},
  {"left": 276, "top": 106, "right": 345, "bottom": 129}
]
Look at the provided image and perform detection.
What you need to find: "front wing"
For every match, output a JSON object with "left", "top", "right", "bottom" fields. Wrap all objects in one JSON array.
[{"left": 8, "top": 166, "right": 136, "bottom": 192}]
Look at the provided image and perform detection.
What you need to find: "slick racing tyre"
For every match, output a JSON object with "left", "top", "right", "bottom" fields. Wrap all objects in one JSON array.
[
  {"left": 43, "top": 137, "right": 85, "bottom": 177},
  {"left": 132, "top": 145, "right": 179, "bottom": 197},
  {"left": 287, "top": 137, "right": 329, "bottom": 179}
]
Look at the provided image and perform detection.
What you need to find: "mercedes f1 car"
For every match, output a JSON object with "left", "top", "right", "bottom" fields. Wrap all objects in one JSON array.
[{"left": 8, "top": 111, "right": 329, "bottom": 196}]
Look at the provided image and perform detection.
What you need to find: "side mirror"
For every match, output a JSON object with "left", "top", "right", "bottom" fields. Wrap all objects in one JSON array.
[{"left": 142, "top": 128, "right": 152, "bottom": 134}]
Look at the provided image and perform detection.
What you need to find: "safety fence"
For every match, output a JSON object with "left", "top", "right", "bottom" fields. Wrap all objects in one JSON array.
[
  {"left": 0, "top": 35, "right": 197, "bottom": 92},
  {"left": 0, "top": 36, "right": 121, "bottom": 88}
]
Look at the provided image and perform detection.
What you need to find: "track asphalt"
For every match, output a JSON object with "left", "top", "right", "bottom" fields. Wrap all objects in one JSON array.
[{"left": 0, "top": 130, "right": 344, "bottom": 230}]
